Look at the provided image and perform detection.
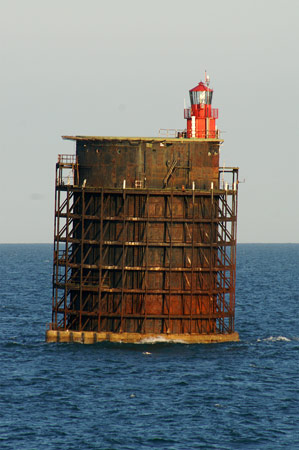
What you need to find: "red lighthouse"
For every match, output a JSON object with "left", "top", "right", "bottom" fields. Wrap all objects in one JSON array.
[{"left": 184, "top": 74, "right": 219, "bottom": 139}]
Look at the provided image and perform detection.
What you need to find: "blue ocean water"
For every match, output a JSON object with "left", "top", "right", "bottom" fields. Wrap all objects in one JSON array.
[{"left": 0, "top": 244, "right": 298, "bottom": 450}]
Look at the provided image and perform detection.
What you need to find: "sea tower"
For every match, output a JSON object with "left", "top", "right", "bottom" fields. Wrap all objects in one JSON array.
[{"left": 46, "top": 75, "right": 239, "bottom": 343}]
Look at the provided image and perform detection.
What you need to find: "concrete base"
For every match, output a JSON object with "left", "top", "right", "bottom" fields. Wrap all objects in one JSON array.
[{"left": 46, "top": 329, "right": 239, "bottom": 344}]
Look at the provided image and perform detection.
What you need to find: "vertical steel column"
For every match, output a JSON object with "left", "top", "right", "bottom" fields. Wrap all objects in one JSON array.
[
  {"left": 190, "top": 192, "right": 195, "bottom": 333},
  {"left": 98, "top": 188, "right": 104, "bottom": 331},
  {"left": 52, "top": 168, "right": 58, "bottom": 328},
  {"left": 144, "top": 192, "right": 149, "bottom": 333},
  {"left": 168, "top": 191, "right": 174, "bottom": 332},
  {"left": 209, "top": 190, "right": 214, "bottom": 333},
  {"left": 79, "top": 188, "right": 85, "bottom": 331},
  {"left": 64, "top": 187, "right": 70, "bottom": 329},
  {"left": 120, "top": 191, "right": 126, "bottom": 332}
]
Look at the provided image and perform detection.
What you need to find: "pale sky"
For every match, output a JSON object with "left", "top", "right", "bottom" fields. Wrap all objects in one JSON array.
[{"left": 0, "top": 0, "right": 298, "bottom": 243}]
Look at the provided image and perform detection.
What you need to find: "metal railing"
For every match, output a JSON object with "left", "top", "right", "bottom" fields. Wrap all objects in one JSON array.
[
  {"left": 158, "top": 129, "right": 187, "bottom": 138},
  {"left": 184, "top": 108, "right": 218, "bottom": 119},
  {"left": 184, "top": 108, "right": 191, "bottom": 119},
  {"left": 57, "top": 174, "right": 75, "bottom": 186},
  {"left": 218, "top": 167, "right": 239, "bottom": 191},
  {"left": 158, "top": 128, "right": 221, "bottom": 139},
  {"left": 211, "top": 108, "right": 219, "bottom": 119},
  {"left": 190, "top": 130, "right": 221, "bottom": 139},
  {"left": 58, "top": 154, "right": 77, "bottom": 164}
]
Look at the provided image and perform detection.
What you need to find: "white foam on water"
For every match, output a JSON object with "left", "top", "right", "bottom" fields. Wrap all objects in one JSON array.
[
  {"left": 257, "top": 336, "right": 291, "bottom": 342},
  {"left": 139, "top": 336, "right": 187, "bottom": 344}
]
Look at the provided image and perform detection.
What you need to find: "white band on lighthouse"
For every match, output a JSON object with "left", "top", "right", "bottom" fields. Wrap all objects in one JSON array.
[{"left": 191, "top": 116, "right": 196, "bottom": 138}]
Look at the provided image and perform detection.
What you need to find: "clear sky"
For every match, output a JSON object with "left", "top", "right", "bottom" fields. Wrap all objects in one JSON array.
[{"left": 0, "top": 0, "right": 298, "bottom": 243}]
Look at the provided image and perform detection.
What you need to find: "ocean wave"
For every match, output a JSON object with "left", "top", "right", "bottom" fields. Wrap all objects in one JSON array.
[
  {"left": 138, "top": 336, "right": 188, "bottom": 344},
  {"left": 257, "top": 336, "right": 291, "bottom": 342}
]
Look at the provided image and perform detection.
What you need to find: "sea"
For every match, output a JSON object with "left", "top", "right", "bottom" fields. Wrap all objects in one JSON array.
[{"left": 0, "top": 243, "right": 298, "bottom": 450}]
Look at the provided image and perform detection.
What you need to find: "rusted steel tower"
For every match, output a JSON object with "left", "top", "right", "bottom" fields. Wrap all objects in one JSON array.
[{"left": 46, "top": 76, "right": 239, "bottom": 344}]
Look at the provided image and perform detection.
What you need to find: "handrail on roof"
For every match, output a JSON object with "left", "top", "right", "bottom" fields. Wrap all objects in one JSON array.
[{"left": 58, "top": 154, "right": 77, "bottom": 164}]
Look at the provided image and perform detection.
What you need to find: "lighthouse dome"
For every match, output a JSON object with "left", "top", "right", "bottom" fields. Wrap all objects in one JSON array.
[{"left": 189, "top": 81, "right": 213, "bottom": 105}]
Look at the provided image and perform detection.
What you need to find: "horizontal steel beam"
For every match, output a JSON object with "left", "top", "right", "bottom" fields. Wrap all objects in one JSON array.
[
  {"left": 56, "top": 309, "right": 234, "bottom": 319},
  {"left": 56, "top": 185, "right": 237, "bottom": 196},
  {"left": 56, "top": 262, "right": 234, "bottom": 271},
  {"left": 54, "top": 282, "right": 234, "bottom": 295}
]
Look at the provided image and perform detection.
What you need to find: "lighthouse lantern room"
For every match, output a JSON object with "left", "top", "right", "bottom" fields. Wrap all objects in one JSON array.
[{"left": 184, "top": 74, "right": 219, "bottom": 139}]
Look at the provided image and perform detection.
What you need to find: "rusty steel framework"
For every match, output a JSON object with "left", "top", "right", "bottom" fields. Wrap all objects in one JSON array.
[{"left": 51, "top": 154, "right": 238, "bottom": 339}]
